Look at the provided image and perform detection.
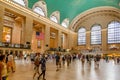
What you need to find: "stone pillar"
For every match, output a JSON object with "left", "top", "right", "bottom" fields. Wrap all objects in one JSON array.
[
  {"left": 86, "top": 31, "right": 90, "bottom": 49},
  {"left": 44, "top": 24, "right": 50, "bottom": 51},
  {"left": 24, "top": 16, "right": 33, "bottom": 44},
  {"left": 62, "top": 33, "right": 67, "bottom": 49},
  {"left": 40, "top": 27, "right": 45, "bottom": 52},
  {"left": 58, "top": 30, "right": 62, "bottom": 48},
  {"left": 67, "top": 33, "right": 70, "bottom": 49},
  {"left": 67, "top": 31, "right": 77, "bottom": 49},
  {"left": 0, "top": 6, "right": 4, "bottom": 42},
  {"left": 102, "top": 28, "right": 107, "bottom": 51},
  {"left": 20, "top": 19, "right": 25, "bottom": 44}
]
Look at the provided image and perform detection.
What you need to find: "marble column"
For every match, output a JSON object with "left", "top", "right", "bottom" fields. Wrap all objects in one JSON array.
[
  {"left": 58, "top": 30, "right": 62, "bottom": 48},
  {"left": 0, "top": 6, "right": 4, "bottom": 42},
  {"left": 67, "top": 31, "right": 71, "bottom": 49},
  {"left": 20, "top": 19, "right": 25, "bottom": 44},
  {"left": 86, "top": 31, "right": 90, "bottom": 49},
  {"left": 40, "top": 27, "right": 45, "bottom": 52},
  {"left": 44, "top": 24, "right": 50, "bottom": 51},
  {"left": 24, "top": 16, "right": 33, "bottom": 44},
  {"left": 102, "top": 28, "right": 107, "bottom": 51}
]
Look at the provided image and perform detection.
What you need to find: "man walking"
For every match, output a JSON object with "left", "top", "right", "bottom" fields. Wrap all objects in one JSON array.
[{"left": 38, "top": 54, "right": 46, "bottom": 80}]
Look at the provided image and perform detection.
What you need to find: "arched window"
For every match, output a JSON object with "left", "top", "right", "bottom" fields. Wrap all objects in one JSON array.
[
  {"left": 32, "top": 1, "right": 47, "bottom": 17},
  {"left": 61, "top": 22, "right": 67, "bottom": 28},
  {"left": 91, "top": 25, "right": 101, "bottom": 44},
  {"left": 33, "top": 7, "right": 45, "bottom": 16},
  {"left": 13, "top": 0, "right": 26, "bottom": 6},
  {"left": 108, "top": 21, "right": 120, "bottom": 43},
  {"left": 50, "top": 11, "right": 60, "bottom": 23},
  {"left": 50, "top": 16, "right": 58, "bottom": 23},
  {"left": 78, "top": 28, "right": 86, "bottom": 45},
  {"left": 61, "top": 18, "right": 69, "bottom": 28}
]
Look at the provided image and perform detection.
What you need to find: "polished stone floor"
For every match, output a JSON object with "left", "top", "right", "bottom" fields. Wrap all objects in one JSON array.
[{"left": 8, "top": 59, "right": 120, "bottom": 80}]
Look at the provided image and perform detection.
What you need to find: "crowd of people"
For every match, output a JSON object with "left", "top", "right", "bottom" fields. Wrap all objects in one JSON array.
[
  {"left": 31, "top": 52, "right": 120, "bottom": 80},
  {"left": 0, "top": 51, "right": 120, "bottom": 80}
]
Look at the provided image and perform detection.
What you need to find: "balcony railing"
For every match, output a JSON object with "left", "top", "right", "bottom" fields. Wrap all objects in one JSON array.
[{"left": 0, "top": 42, "right": 31, "bottom": 49}]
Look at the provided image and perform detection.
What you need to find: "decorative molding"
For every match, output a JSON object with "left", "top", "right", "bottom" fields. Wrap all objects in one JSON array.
[
  {"left": 50, "top": 32, "right": 56, "bottom": 39},
  {"left": 75, "top": 13, "right": 120, "bottom": 32},
  {"left": 70, "top": 6, "right": 120, "bottom": 31},
  {"left": 4, "top": 19, "right": 14, "bottom": 27}
]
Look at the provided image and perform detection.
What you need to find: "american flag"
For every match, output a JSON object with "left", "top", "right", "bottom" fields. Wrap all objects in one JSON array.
[{"left": 36, "top": 32, "right": 44, "bottom": 40}]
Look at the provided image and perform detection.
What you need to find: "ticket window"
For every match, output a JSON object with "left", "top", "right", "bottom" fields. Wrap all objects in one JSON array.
[{"left": 2, "top": 27, "right": 12, "bottom": 43}]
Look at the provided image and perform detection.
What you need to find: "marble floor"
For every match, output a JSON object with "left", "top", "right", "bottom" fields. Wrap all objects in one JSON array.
[{"left": 8, "top": 59, "right": 120, "bottom": 80}]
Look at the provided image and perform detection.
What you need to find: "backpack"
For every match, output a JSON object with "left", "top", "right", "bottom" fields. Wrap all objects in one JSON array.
[{"left": 34, "top": 57, "right": 40, "bottom": 66}]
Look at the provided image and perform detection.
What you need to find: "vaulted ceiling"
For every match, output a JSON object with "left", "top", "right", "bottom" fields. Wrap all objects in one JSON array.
[
  {"left": 28, "top": 0, "right": 120, "bottom": 23},
  {"left": 9, "top": 0, "right": 120, "bottom": 24}
]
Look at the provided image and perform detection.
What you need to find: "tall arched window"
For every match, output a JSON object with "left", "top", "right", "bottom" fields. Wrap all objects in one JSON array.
[
  {"left": 78, "top": 28, "right": 86, "bottom": 45},
  {"left": 33, "top": 7, "right": 45, "bottom": 16},
  {"left": 91, "top": 24, "right": 101, "bottom": 44},
  {"left": 32, "top": 1, "right": 47, "bottom": 17},
  {"left": 108, "top": 21, "right": 120, "bottom": 43},
  {"left": 50, "top": 16, "right": 58, "bottom": 23},
  {"left": 13, "top": 0, "right": 26, "bottom": 6},
  {"left": 61, "top": 22, "right": 67, "bottom": 28},
  {"left": 61, "top": 18, "right": 69, "bottom": 28},
  {"left": 50, "top": 11, "right": 60, "bottom": 23}
]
